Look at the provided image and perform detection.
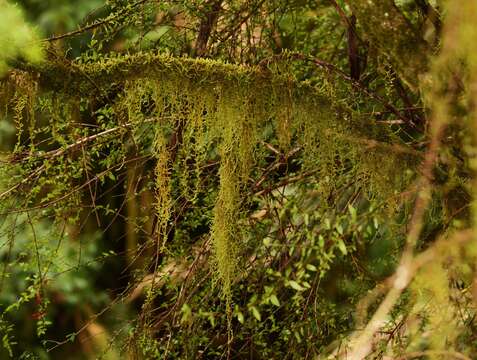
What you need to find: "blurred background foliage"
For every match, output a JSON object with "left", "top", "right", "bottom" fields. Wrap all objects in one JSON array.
[{"left": 0, "top": 1, "right": 43, "bottom": 76}]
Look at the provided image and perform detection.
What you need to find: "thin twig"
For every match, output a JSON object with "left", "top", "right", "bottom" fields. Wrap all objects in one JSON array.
[{"left": 44, "top": 0, "right": 150, "bottom": 42}]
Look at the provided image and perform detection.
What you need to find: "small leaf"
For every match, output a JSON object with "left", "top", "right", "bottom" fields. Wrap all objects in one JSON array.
[
  {"left": 66, "top": 333, "right": 76, "bottom": 342},
  {"left": 250, "top": 306, "right": 261, "bottom": 321},
  {"left": 236, "top": 311, "right": 244, "bottom": 324},
  {"left": 180, "top": 303, "right": 192, "bottom": 323},
  {"left": 373, "top": 217, "right": 379, "bottom": 229},
  {"left": 337, "top": 240, "right": 347, "bottom": 255},
  {"left": 336, "top": 224, "right": 344, "bottom": 235},
  {"left": 348, "top": 205, "right": 357, "bottom": 221},
  {"left": 289, "top": 280, "right": 305, "bottom": 291},
  {"left": 306, "top": 264, "right": 317, "bottom": 272},
  {"left": 270, "top": 295, "right": 280, "bottom": 307},
  {"left": 318, "top": 235, "right": 325, "bottom": 248}
]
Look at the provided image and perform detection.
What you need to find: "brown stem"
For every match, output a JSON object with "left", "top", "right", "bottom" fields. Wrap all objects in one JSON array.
[
  {"left": 194, "top": 0, "right": 223, "bottom": 57},
  {"left": 329, "top": 0, "right": 363, "bottom": 80}
]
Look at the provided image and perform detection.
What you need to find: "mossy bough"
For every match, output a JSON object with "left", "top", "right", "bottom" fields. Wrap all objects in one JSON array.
[{"left": 3, "top": 51, "right": 419, "bottom": 299}]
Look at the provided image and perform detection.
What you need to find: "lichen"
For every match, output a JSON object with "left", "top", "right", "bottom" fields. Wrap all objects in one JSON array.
[{"left": 2, "top": 51, "right": 420, "bottom": 303}]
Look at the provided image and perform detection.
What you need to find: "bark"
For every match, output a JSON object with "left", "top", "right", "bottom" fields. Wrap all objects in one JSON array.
[{"left": 194, "top": 0, "right": 223, "bottom": 57}]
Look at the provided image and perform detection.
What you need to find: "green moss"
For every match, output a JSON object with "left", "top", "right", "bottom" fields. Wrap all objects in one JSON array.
[{"left": 3, "top": 50, "right": 421, "bottom": 304}]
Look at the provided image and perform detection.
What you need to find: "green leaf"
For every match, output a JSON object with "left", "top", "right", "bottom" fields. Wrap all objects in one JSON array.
[
  {"left": 250, "top": 306, "right": 261, "bottom": 321},
  {"left": 373, "top": 217, "right": 379, "bottom": 229},
  {"left": 336, "top": 224, "right": 344, "bottom": 235},
  {"left": 348, "top": 205, "right": 357, "bottom": 221},
  {"left": 236, "top": 311, "right": 244, "bottom": 324},
  {"left": 289, "top": 280, "right": 305, "bottom": 291},
  {"left": 337, "top": 240, "right": 347, "bottom": 255},
  {"left": 318, "top": 235, "right": 325, "bottom": 248},
  {"left": 269, "top": 294, "right": 280, "bottom": 307},
  {"left": 306, "top": 264, "right": 317, "bottom": 272},
  {"left": 180, "top": 303, "right": 192, "bottom": 323}
]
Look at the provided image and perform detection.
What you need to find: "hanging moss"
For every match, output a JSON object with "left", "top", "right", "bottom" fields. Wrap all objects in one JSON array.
[
  {"left": 152, "top": 128, "right": 172, "bottom": 249},
  {"left": 1, "top": 50, "right": 423, "bottom": 303}
]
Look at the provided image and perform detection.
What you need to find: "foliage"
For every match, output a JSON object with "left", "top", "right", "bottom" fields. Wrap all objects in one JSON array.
[{"left": 0, "top": 0, "right": 43, "bottom": 76}]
